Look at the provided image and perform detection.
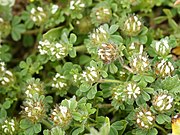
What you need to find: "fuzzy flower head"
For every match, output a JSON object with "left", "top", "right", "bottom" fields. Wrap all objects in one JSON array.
[
  {"left": 21, "top": 96, "right": 46, "bottom": 122},
  {"left": 123, "top": 15, "right": 142, "bottom": 36},
  {"left": 98, "top": 43, "right": 118, "bottom": 64},
  {"left": 1, "top": 119, "right": 17, "bottom": 135},
  {"left": 90, "top": 2, "right": 112, "bottom": 26},
  {"left": 52, "top": 73, "right": 67, "bottom": 89},
  {"left": 50, "top": 105, "right": 72, "bottom": 128},
  {"left": 90, "top": 25, "right": 109, "bottom": 45},
  {"left": 38, "top": 39, "right": 67, "bottom": 61},
  {"left": 152, "top": 91, "right": 173, "bottom": 113},
  {"left": 0, "top": 17, "right": 11, "bottom": 38},
  {"left": 81, "top": 66, "right": 99, "bottom": 84},
  {"left": 155, "top": 59, "right": 174, "bottom": 77},
  {"left": 25, "top": 78, "right": 44, "bottom": 98},
  {"left": 30, "top": 7, "right": 47, "bottom": 26},
  {"left": 113, "top": 82, "right": 141, "bottom": 103},
  {"left": 69, "top": 0, "right": 85, "bottom": 10},
  {"left": 136, "top": 108, "right": 155, "bottom": 129},
  {"left": 0, "top": 61, "right": 14, "bottom": 86},
  {"left": 151, "top": 37, "right": 171, "bottom": 57},
  {"left": 130, "top": 45, "right": 150, "bottom": 74}
]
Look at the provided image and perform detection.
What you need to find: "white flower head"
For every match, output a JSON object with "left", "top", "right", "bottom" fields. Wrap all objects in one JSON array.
[
  {"left": 51, "top": 105, "right": 72, "bottom": 127},
  {"left": 153, "top": 91, "right": 173, "bottom": 112},
  {"left": 70, "top": 0, "right": 85, "bottom": 10},
  {"left": 81, "top": 66, "right": 99, "bottom": 83},
  {"left": 2, "top": 119, "right": 16, "bottom": 135},
  {"left": 136, "top": 108, "right": 155, "bottom": 129},
  {"left": 156, "top": 60, "right": 174, "bottom": 77},
  {"left": 52, "top": 73, "right": 67, "bottom": 89}
]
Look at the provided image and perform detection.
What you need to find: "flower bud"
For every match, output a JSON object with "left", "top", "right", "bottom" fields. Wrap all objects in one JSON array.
[
  {"left": 30, "top": 7, "right": 47, "bottom": 26},
  {"left": 0, "top": 17, "right": 11, "bottom": 38},
  {"left": 21, "top": 96, "right": 46, "bottom": 122},
  {"left": 136, "top": 108, "right": 155, "bottom": 129},
  {"left": 152, "top": 91, "right": 173, "bottom": 112},
  {"left": 25, "top": 78, "right": 44, "bottom": 98},
  {"left": 123, "top": 15, "right": 142, "bottom": 36},
  {"left": 50, "top": 105, "right": 72, "bottom": 128},
  {"left": 130, "top": 45, "right": 150, "bottom": 73},
  {"left": 98, "top": 43, "right": 118, "bottom": 64},
  {"left": 90, "top": 25, "right": 108, "bottom": 45},
  {"left": 90, "top": 2, "right": 112, "bottom": 26},
  {"left": 155, "top": 59, "right": 174, "bottom": 77}
]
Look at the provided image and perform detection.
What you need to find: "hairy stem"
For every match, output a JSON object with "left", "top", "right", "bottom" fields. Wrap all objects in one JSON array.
[
  {"left": 41, "top": 119, "right": 52, "bottom": 129},
  {"left": 154, "top": 123, "right": 168, "bottom": 135},
  {"left": 98, "top": 79, "right": 122, "bottom": 83}
]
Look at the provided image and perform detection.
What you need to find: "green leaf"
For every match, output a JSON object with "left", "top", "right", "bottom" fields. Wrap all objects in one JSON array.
[
  {"left": 168, "top": 19, "right": 178, "bottom": 30},
  {"left": 72, "top": 112, "right": 82, "bottom": 121},
  {"left": 99, "top": 118, "right": 110, "bottom": 135},
  {"left": 79, "top": 55, "right": 91, "bottom": 65},
  {"left": 79, "top": 83, "right": 91, "bottom": 92},
  {"left": 43, "top": 26, "right": 63, "bottom": 40},
  {"left": 154, "top": 16, "right": 167, "bottom": 24},
  {"left": 147, "top": 128, "right": 158, "bottom": 135},
  {"left": 69, "top": 47, "right": 76, "bottom": 58},
  {"left": 11, "top": 22, "right": 26, "bottom": 41},
  {"left": 162, "top": 75, "right": 180, "bottom": 94},
  {"left": 109, "top": 24, "right": 119, "bottom": 34},
  {"left": 0, "top": 108, "right": 7, "bottom": 118},
  {"left": 110, "top": 35, "right": 123, "bottom": 44},
  {"left": 156, "top": 114, "right": 165, "bottom": 124},
  {"left": 144, "top": 76, "right": 155, "bottom": 83},
  {"left": 87, "top": 85, "right": 97, "bottom": 99},
  {"left": 138, "top": 78, "right": 147, "bottom": 87},
  {"left": 109, "top": 63, "right": 118, "bottom": 74},
  {"left": 24, "top": 127, "right": 34, "bottom": 135},
  {"left": 163, "top": 9, "right": 173, "bottom": 18},
  {"left": 20, "top": 119, "right": 33, "bottom": 129},
  {"left": 132, "top": 75, "right": 142, "bottom": 82},
  {"left": 72, "top": 126, "right": 84, "bottom": 135},
  {"left": 3, "top": 100, "right": 11, "bottom": 109},
  {"left": 43, "top": 130, "right": 49, "bottom": 135},
  {"left": 110, "top": 127, "right": 118, "bottom": 135},
  {"left": 70, "top": 33, "right": 77, "bottom": 44},
  {"left": 144, "top": 87, "right": 154, "bottom": 94},
  {"left": 33, "top": 123, "right": 41, "bottom": 133},
  {"left": 51, "top": 127, "right": 65, "bottom": 135},
  {"left": 44, "top": 96, "right": 53, "bottom": 104},
  {"left": 111, "top": 120, "right": 128, "bottom": 131},
  {"left": 142, "top": 91, "right": 150, "bottom": 101},
  {"left": 23, "top": 35, "right": 34, "bottom": 47}
]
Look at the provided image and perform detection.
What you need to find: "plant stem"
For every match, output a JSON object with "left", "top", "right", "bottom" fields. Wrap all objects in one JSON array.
[
  {"left": 74, "top": 45, "right": 87, "bottom": 53},
  {"left": 23, "top": 29, "right": 40, "bottom": 35},
  {"left": 96, "top": 104, "right": 112, "bottom": 108},
  {"left": 154, "top": 123, "right": 168, "bottom": 135},
  {"left": 122, "top": 65, "right": 133, "bottom": 73},
  {"left": 98, "top": 79, "right": 122, "bottom": 83},
  {"left": 41, "top": 119, "right": 52, "bottom": 129}
]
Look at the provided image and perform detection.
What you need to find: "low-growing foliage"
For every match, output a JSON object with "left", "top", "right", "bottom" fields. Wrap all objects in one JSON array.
[{"left": 0, "top": 0, "right": 180, "bottom": 135}]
